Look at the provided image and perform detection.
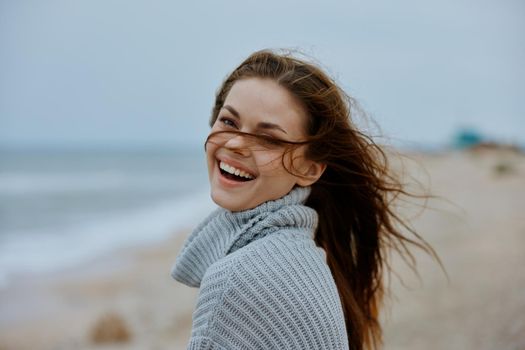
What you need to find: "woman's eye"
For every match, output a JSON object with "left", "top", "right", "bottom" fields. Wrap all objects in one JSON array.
[{"left": 219, "top": 117, "right": 236, "bottom": 128}]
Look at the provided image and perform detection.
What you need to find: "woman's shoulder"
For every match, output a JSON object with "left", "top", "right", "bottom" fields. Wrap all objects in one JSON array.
[
  {"left": 239, "top": 228, "right": 326, "bottom": 267},
  {"left": 219, "top": 230, "right": 337, "bottom": 303},
  {"left": 202, "top": 228, "right": 337, "bottom": 306}
]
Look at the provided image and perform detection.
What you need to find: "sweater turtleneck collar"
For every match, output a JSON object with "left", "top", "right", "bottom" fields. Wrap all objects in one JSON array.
[{"left": 171, "top": 186, "right": 318, "bottom": 287}]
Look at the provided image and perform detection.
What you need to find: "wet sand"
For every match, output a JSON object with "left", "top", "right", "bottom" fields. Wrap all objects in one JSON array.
[{"left": 1, "top": 149, "right": 524, "bottom": 349}]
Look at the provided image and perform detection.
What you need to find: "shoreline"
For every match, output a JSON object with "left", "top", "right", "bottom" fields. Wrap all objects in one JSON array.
[{"left": 0, "top": 187, "right": 214, "bottom": 290}]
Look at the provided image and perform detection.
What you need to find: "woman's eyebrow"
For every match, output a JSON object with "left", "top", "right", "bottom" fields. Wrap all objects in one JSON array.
[{"left": 222, "top": 105, "right": 288, "bottom": 134}]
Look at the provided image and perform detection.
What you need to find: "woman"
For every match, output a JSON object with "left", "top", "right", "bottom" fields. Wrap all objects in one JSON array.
[{"left": 172, "top": 49, "right": 435, "bottom": 350}]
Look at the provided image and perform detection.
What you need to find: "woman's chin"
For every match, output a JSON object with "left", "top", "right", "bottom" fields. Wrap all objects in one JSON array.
[{"left": 210, "top": 190, "right": 249, "bottom": 212}]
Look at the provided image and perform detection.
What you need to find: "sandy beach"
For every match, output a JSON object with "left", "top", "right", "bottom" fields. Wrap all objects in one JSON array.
[{"left": 1, "top": 148, "right": 524, "bottom": 350}]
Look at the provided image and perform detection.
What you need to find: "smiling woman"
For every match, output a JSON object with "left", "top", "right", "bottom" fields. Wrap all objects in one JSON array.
[
  {"left": 171, "top": 49, "right": 437, "bottom": 350},
  {"left": 206, "top": 78, "right": 325, "bottom": 212}
]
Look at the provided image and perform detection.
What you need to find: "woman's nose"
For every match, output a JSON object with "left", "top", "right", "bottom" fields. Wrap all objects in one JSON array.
[{"left": 223, "top": 134, "right": 251, "bottom": 155}]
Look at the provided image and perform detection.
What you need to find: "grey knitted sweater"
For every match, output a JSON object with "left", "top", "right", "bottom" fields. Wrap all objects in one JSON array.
[{"left": 171, "top": 186, "right": 349, "bottom": 349}]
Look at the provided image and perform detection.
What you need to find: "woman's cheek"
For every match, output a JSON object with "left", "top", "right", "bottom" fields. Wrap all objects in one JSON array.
[{"left": 257, "top": 151, "right": 286, "bottom": 173}]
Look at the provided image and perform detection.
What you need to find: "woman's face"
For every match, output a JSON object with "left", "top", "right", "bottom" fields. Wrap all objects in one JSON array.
[{"left": 205, "top": 77, "right": 323, "bottom": 212}]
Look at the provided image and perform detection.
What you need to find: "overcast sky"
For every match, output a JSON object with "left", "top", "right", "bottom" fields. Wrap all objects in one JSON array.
[{"left": 1, "top": 0, "right": 523, "bottom": 149}]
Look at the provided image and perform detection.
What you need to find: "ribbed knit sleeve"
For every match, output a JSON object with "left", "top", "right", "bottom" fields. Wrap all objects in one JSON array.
[
  {"left": 187, "top": 231, "right": 349, "bottom": 350},
  {"left": 171, "top": 206, "right": 227, "bottom": 288}
]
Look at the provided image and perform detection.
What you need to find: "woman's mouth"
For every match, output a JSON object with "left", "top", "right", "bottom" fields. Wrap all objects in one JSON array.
[{"left": 218, "top": 160, "right": 256, "bottom": 182}]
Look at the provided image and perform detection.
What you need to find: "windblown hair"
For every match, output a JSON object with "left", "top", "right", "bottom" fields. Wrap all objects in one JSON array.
[{"left": 206, "top": 49, "right": 437, "bottom": 350}]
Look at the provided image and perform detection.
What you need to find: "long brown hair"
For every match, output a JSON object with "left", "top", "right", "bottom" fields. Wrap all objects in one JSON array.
[{"left": 207, "top": 49, "right": 438, "bottom": 350}]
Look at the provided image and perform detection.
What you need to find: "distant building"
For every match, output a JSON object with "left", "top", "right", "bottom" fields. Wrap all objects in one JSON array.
[
  {"left": 453, "top": 128, "right": 484, "bottom": 149},
  {"left": 452, "top": 128, "right": 524, "bottom": 154}
]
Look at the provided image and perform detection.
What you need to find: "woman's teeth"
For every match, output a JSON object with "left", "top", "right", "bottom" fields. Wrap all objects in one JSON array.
[{"left": 219, "top": 161, "right": 254, "bottom": 180}]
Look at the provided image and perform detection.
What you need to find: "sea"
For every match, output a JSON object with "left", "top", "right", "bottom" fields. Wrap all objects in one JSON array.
[{"left": 0, "top": 148, "right": 216, "bottom": 288}]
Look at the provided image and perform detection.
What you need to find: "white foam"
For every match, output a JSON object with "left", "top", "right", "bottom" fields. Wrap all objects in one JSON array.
[
  {"left": 0, "top": 171, "right": 201, "bottom": 195},
  {"left": 0, "top": 189, "right": 217, "bottom": 288}
]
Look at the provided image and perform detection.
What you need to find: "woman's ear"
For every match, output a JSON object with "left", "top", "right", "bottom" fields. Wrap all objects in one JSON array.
[{"left": 295, "top": 160, "right": 326, "bottom": 187}]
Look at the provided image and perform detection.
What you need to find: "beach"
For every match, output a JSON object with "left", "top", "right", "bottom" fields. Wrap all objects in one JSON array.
[{"left": 0, "top": 148, "right": 524, "bottom": 349}]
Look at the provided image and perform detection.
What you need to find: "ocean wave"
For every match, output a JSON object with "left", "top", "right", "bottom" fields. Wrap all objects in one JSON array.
[
  {"left": 0, "top": 170, "right": 206, "bottom": 195},
  {"left": 0, "top": 189, "right": 216, "bottom": 288}
]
